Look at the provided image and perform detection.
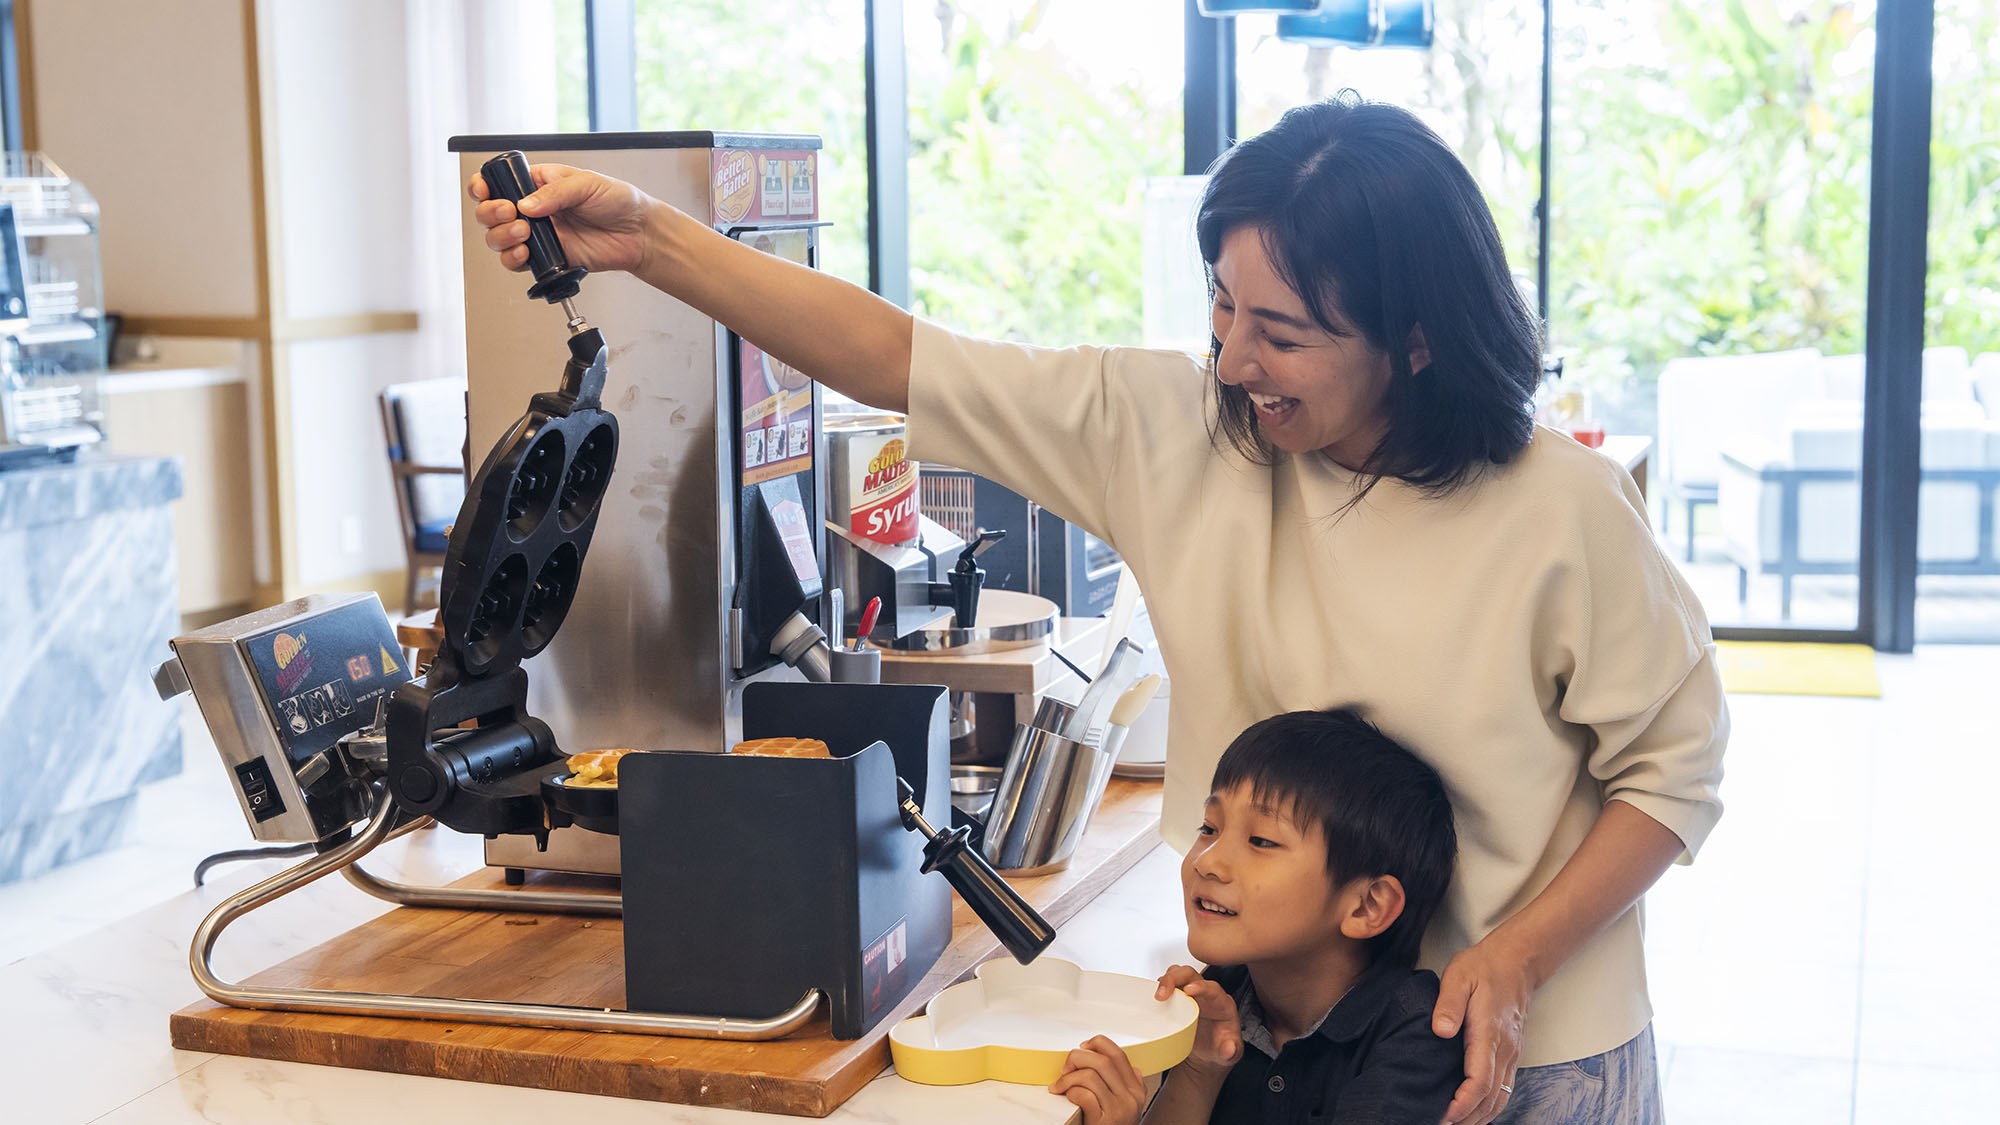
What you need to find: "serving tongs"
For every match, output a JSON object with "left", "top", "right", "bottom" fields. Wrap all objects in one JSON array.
[{"left": 1061, "top": 637, "right": 1145, "bottom": 748}]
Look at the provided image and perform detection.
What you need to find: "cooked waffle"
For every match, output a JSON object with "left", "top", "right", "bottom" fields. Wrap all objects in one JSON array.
[
  {"left": 729, "top": 737, "right": 832, "bottom": 758},
  {"left": 564, "top": 747, "right": 638, "bottom": 788}
]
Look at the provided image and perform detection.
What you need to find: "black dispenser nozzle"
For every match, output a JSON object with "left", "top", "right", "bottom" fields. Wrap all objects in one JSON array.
[
  {"left": 479, "top": 150, "right": 589, "bottom": 309},
  {"left": 897, "top": 777, "right": 1054, "bottom": 965},
  {"left": 928, "top": 529, "right": 1006, "bottom": 630}
]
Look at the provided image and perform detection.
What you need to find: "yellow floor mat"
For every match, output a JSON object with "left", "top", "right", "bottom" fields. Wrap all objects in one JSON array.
[{"left": 1715, "top": 641, "right": 1881, "bottom": 698}]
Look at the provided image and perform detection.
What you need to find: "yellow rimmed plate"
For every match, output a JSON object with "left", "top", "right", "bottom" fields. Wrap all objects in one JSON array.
[{"left": 889, "top": 957, "right": 1197, "bottom": 1086}]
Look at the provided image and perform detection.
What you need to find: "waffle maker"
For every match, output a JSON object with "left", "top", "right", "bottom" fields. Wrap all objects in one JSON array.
[{"left": 155, "top": 152, "right": 1053, "bottom": 1041}]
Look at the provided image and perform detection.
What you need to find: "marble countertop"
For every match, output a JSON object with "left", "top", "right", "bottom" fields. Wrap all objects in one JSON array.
[
  {"left": 4, "top": 816, "right": 1194, "bottom": 1124},
  {"left": 0, "top": 452, "right": 183, "bottom": 533}
]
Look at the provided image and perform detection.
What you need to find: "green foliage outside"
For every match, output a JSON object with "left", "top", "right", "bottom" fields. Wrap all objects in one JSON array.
[
  {"left": 904, "top": 3, "right": 1182, "bottom": 344},
  {"left": 568, "top": 1, "right": 1180, "bottom": 346},
  {"left": 559, "top": 0, "right": 1995, "bottom": 425},
  {"left": 1923, "top": 0, "right": 2000, "bottom": 363},
  {"left": 1548, "top": 0, "right": 1999, "bottom": 429},
  {"left": 559, "top": 0, "right": 874, "bottom": 286}
]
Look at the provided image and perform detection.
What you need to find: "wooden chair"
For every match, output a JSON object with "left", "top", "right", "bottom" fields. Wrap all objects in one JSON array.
[{"left": 378, "top": 379, "right": 467, "bottom": 612}]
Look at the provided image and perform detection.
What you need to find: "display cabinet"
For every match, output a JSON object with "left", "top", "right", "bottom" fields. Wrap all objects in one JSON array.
[{"left": 0, "top": 152, "right": 106, "bottom": 463}]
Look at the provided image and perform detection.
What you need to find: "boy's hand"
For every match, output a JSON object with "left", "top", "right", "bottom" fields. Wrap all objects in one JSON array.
[
  {"left": 1049, "top": 1035, "right": 1146, "bottom": 1125},
  {"left": 1156, "top": 965, "right": 1241, "bottom": 1075}
]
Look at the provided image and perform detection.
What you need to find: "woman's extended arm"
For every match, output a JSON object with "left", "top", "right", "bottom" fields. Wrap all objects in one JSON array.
[
  {"left": 472, "top": 164, "right": 914, "bottom": 412},
  {"left": 1430, "top": 799, "right": 1686, "bottom": 1125}
]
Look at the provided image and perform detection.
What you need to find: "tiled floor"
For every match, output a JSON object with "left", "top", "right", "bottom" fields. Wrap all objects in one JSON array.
[
  {"left": 3, "top": 650, "right": 1996, "bottom": 1121},
  {"left": 1643, "top": 644, "right": 2000, "bottom": 1123}
]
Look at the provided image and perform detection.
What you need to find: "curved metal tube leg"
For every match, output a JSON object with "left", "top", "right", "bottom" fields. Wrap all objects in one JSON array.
[
  {"left": 341, "top": 857, "right": 622, "bottom": 916},
  {"left": 191, "top": 788, "right": 819, "bottom": 1039}
]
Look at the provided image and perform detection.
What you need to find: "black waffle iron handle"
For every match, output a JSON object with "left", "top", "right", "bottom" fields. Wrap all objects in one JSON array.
[
  {"left": 897, "top": 778, "right": 1055, "bottom": 964},
  {"left": 479, "top": 150, "right": 587, "bottom": 304},
  {"left": 386, "top": 176, "right": 617, "bottom": 838}
]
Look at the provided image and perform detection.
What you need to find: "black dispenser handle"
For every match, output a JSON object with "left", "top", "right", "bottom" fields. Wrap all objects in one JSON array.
[
  {"left": 479, "top": 150, "right": 588, "bottom": 303},
  {"left": 897, "top": 778, "right": 1055, "bottom": 964},
  {"left": 929, "top": 529, "right": 1006, "bottom": 630}
]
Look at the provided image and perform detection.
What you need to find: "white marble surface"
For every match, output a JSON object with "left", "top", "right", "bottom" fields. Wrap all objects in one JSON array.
[
  {"left": 8, "top": 647, "right": 1998, "bottom": 1123},
  {"left": 0, "top": 779, "right": 1192, "bottom": 1125}
]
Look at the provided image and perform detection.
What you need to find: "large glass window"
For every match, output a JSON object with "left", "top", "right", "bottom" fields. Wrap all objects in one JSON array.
[
  {"left": 630, "top": 0, "right": 870, "bottom": 286},
  {"left": 554, "top": 0, "right": 589, "bottom": 132},
  {"left": 1918, "top": 0, "right": 2000, "bottom": 642},
  {"left": 1551, "top": 0, "right": 1876, "bottom": 631},
  {"left": 904, "top": 2, "right": 1183, "bottom": 344},
  {"left": 1233, "top": 1, "right": 1544, "bottom": 285}
]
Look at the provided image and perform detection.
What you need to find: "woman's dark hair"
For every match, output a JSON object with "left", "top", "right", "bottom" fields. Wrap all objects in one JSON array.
[
  {"left": 1196, "top": 92, "right": 1541, "bottom": 494},
  {"left": 1210, "top": 709, "right": 1457, "bottom": 968}
]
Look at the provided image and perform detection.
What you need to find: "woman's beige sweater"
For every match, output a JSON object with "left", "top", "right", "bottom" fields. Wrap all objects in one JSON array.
[{"left": 906, "top": 320, "right": 1727, "bottom": 1067}]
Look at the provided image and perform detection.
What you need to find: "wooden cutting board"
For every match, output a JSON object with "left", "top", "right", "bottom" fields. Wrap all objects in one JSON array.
[{"left": 170, "top": 780, "right": 1164, "bottom": 1117}]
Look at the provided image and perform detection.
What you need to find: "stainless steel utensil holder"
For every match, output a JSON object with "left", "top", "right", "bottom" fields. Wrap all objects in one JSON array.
[{"left": 981, "top": 698, "right": 1126, "bottom": 875}]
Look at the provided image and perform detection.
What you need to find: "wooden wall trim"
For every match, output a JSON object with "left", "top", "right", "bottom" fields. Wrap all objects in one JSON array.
[
  {"left": 118, "top": 315, "right": 270, "bottom": 340},
  {"left": 14, "top": 0, "right": 35, "bottom": 152},
  {"left": 275, "top": 312, "right": 421, "bottom": 341},
  {"left": 118, "top": 312, "right": 423, "bottom": 342},
  {"left": 246, "top": 0, "right": 292, "bottom": 599}
]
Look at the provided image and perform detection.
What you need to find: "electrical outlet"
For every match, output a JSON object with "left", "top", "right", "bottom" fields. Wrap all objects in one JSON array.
[{"left": 341, "top": 516, "right": 363, "bottom": 555}]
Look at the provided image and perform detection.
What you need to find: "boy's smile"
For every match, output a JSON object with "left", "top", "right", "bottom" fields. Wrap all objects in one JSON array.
[{"left": 1182, "top": 782, "right": 1351, "bottom": 969}]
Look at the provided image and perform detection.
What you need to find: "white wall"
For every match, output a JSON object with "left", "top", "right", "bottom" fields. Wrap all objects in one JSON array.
[
  {"left": 404, "top": 0, "right": 563, "bottom": 392},
  {"left": 264, "top": 1, "right": 443, "bottom": 593},
  {"left": 284, "top": 333, "right": 423, "bottom": 588},
  {"left": 268, "top": 0, "right": 419, "bottom": 319}
]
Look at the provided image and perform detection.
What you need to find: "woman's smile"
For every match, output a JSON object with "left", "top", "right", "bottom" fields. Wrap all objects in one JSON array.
[{"left": 1247, "top": 392, "right": 1299, "bottom": 422}]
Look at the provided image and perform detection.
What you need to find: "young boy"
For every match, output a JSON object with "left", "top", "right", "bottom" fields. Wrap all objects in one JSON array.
[{"left": 1050, "top": 709, "right": 1462, "bottom": 1125}]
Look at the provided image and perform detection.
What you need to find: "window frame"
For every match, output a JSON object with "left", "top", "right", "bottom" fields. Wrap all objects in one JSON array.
[{"left": 579, "top": 1, "right": 1940, "bottom": 651}]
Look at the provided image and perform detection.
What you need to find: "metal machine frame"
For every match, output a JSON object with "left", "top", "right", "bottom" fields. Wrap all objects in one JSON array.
[{"left": 190, "top": 785, "right": 820, "bottom": 1039}]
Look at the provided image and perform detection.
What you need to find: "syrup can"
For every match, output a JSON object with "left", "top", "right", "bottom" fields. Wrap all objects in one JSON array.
[{"left": 827, "top": 413, "right": 920, "bottom": 549}]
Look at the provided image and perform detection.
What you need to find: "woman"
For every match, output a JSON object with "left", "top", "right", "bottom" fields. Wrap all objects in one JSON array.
[{"left": 472, "top": 95, "right": 1725, "bottom": 1125}]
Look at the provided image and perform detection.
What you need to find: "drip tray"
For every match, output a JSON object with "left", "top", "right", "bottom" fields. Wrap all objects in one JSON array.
[{"left": 883, "top": 590, "right": 1057, "bottom": 654}]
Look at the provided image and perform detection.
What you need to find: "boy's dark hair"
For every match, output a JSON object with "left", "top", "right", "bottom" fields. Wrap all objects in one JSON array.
[
  {"left": 1211, "top": 709, "right": 1456, "bottom": 968},
  {"left": 1196, "top": 92, "right": 1541, "bottom": 500}
]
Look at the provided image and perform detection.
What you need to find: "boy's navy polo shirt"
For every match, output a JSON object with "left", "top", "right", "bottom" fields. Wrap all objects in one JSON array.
[{"left": 1200, "top": 961, "right": 1464, "bottom": 1124}]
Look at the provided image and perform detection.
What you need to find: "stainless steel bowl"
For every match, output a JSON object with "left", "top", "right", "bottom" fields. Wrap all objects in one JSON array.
[{"left": 949, "top": 764, "right": 1002, "bottom": 820}]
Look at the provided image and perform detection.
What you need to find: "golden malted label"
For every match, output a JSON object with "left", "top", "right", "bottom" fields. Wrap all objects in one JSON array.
[{"left": 866, "top": 439, "right": 908, "bottom": 484}]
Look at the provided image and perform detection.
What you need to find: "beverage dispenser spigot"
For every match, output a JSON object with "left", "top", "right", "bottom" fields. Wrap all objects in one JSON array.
[
  {"left": 896, "top": 777, "right": 1055, "bottom": 965},
  {"left": 928, "top": 530, "right": 1006, "bottom": 630}
]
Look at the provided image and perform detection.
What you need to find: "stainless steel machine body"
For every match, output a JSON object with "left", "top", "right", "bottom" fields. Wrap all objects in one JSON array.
[{"left": 453, "top": 133, "right": 829, "bottom": 875}]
